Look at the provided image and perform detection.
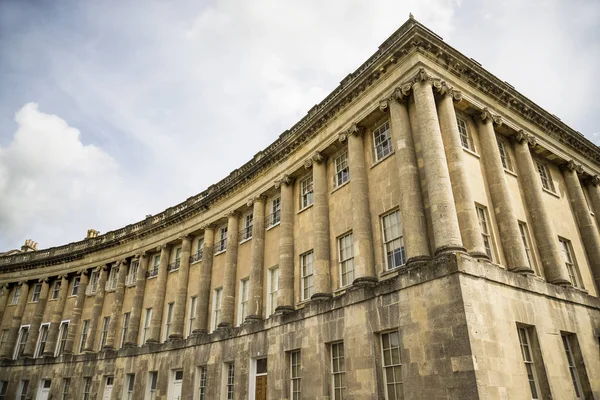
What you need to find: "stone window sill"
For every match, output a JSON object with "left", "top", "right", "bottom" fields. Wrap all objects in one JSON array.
[
  {"left": 504, "top": 168, "right": 518, "bottom": 178},
  {"left": 370, "top": 150, "right": 395, "bottom": 169},
  {"left": 462, "top": 148, "right": 480, "bottom": 159},
  {"left": 239, "top": 237, "right": 252, "bottom": 245},
  {"left": 380, "top": 266, "right": 402, "bottom": 279},
  {"left": 191, "top": 259, "right": 202, "bottom": 265},
  {"left": 266, "top": 222, "right": 280, "bottom": 232},
  {"left": 297, "top": 203, "right": 313, "bottom": 215},
  {"left": 146, "top": 275, "right": 158, "bottom": 280},
  {"left": 331, "top": 180, "right": 350, "bottom": 195},
  {"left": 542, "top": 187, "right": 560, "bottom": 199},
  {"left": 214, "top": 249, "right": 226, "bottom": 257},
  {"left": 334, "top": 284, "right": 351, "bottom": 296}
]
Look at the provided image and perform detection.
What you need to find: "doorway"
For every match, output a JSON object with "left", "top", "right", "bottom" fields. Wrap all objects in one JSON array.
[
  {"left": 169, "top": 370, "right": 183, "bottom": 400},
  {"left": 36, "top": 380, "right": 51, "bottom": 400},
  {"left": 103, "top": 376, "right": 114, "bottom": 400},
  {"left": 250, "top": 358, "right": 267, "bottom": 400}
]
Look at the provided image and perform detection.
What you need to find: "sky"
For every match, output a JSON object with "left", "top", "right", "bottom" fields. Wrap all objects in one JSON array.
[{"left": 0, "top": 0, "right": 598, "bottom": 251}]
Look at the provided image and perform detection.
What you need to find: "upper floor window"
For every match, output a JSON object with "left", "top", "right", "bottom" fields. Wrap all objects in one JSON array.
[
  {"left": 536, "top": 161, "right": 555, "bottom": 193},
  {"left": 476, "top": 205, "right": 494, "bottom": 261},
  {"left": 55, "top": 321, "right": 69, "bottom": 356},
  {"left": 168, "top": 247, "right": 181, "bottom": 271},
  {"left": 382, "top": 210, "right": 405, "bottom": 270},
  {"left": 241, "top": 213, "right": 253, "bottom": 241},
  {"left": 79, "top": 320, "right": 90, "bottom": 353},
  {"left": 188, "top": 296, "right": 198, "bottom": 336},
  {"left": 497, "top": 139, "right": 514, "bottom": 172},
  {"left": 338, "top": 233, "right": 355, "bottom": 287},
  {"left": 215, "top": 226, "right": 228, "bottom": 253},
  {"left": 300, "top": 176, "right": 314, "bottom": 209},
  {"left": 51, "top": 281, "right": 61, "bottom": 299},
  {"left": 300, "top": 251, "right": 314, "bottom": 300},
  {"left": 456, "top": 117, "right": 473, "bottom": 151},
  {"left": 164, "top": 302, "right": 174, "bottom": 341},
  {"left": 142, "top": 309, "right": 152, "bottom": 344},
  {"left": 121, "top": 312, "right": 130, "bottom": 348},
  {"left": 334, "top": 152, "right": 349, "bottom": 188},
  {"left": 125, "top": 261, "right": 138, "bottom": 286},
  {"left": 192, "top": 237, "right": 204, "bottom": 263},
  {"left": 238, "top": 279, "right": 249, "bottom": 325},
  {"left": 106, "top": 267, "right": 118, "bottom": 291},
  {"left": 212, "top": 288, "right": 223, "bottom": 331},
  {"left": 267, "top": 267, "right": 279, "bottom": 316},
  {"left": 34, "top": 323, "right": 49, "bottom": 358},
  {"left": 99, "top": 316, "right": 110, "bottom": 350},
  {"left": 268, "top": 197, "right": 281, "bottom": 227},
  {"left": 373, "top": 121, "right": 392, "bottom": 161},
  {"left": 559, "top": 238, "right": 583, "bottom": 289},
  {"left": 71, "top": 276, "right": 80, "bottom": 296},
  {"left": 11, "top": 286, "right": 21, "bottom": 305},
  {"left": 518, "top": 222, "right": 537, "bottom": 274},
  {"left": 86, "top": 271, "right": 99, "bottom": 295},
  {"left": 31, "top": 283, "right": 42, "bottom": 302},
  {"left": 13, "top": 325, "right": 29, "bottom": 359}
]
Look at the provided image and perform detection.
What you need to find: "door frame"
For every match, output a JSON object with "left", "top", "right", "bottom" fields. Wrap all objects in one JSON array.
[
  {"left": 169, "top": 369, "right": 184, "bottom": 400},
  {"left": 248, "top": 357, "right": 267, "bottom": 400}
]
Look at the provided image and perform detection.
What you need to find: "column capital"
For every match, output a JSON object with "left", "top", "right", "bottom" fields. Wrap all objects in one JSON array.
[
  {"left": 477, "top": 107, "right": 503, "bottom": 125},
  {"left": 78, "top": 269, "right": 89, "bottom": 277},
  {"left": 274, "top": 174, "right": 294, "bottom": 189},
  {"left": 433, "top": 80, "right": 462, "bottom": 102},
  {"left": 511, "top": 130, "right": 537, "bottom": 148},
  {"left": 586, "top": 175, "right": 600, "bottom": 187},
  {"left": 412, "top": 67, "right": 433, "bottom": 85},
  {"left": 201, "top": 222, "right": 218, "bottom": 231},
  {"left": 562, "top": 159, "right": 584, "bottom": 174},
  {"left": 159, "top": 243, "right": 172, "bottom": 251},
  {"left": 379, "top": 83, "right": 414, "bottom": 112},
  {"left": 94, "top": 265, "right": 107, "bottom": 273},
  {"left": 225, "top": 210, "right": 240, "bottom": 219},
  {"left": 120, "top": 258, "right": 130, "bottom": 266},
  {"left": 247, "top": 194, "right": 267, "bottom": 207},
  {"left": 38, "top": 277, "right": 50, "bottom": 284},
  {"left": 304, "top": 151, "right": 327, "bottom": 169},
  {"left": 179, "top": 233, "right": 194, "bottom": 242}
]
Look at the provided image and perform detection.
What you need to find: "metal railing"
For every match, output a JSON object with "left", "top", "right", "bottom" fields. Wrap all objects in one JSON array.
[
  {"left": 191, "top": 249, "right": 203, "bottom": 263},
  {"left": 239, "top": 226, "right": 253, "bottom": 241},
  {"left": 147, "top": 265, "right": 159, "bottom": 278},
  {"left": 167, "top": 259, "right": 181, "bottom": 272},
  {"left": 266, "top": 210, "right": 281, "bottom": 227},
  {"left": 214, "top": 237, "right": 228, "bottom": 253}
]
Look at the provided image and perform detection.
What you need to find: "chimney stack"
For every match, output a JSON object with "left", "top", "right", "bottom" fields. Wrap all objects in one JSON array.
[
  {"left": 86, "top": 229, "right": 99, "bottom": 239},
  {"left": 21, "top": 239, "right": 38, "bottom": 252}
]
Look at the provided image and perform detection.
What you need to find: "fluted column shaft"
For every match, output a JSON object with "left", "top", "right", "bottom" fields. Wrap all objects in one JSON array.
[
  {"left": 219, "top": 214, "right": 240, "bottom": 327},
  {"left": 22, "top": 279, "right": 50, "bottom": 357},
  {"left": 412, "top": 80, "right": 464, "bottom": 254},
  {"left": 563, "top": 165, "right": 600, "bottom": 289},
  {"left": 43, "top": 275, "right": 69, "bottom": 356},
  {"left": 125, "top": 254, "right": 148, "bottom": 346},
  {"left": 0, "top": 282, "right": 29, "bottom": 359},
  {"left": 513, "top": 135, "right": 570, "bottom": 284},
  {"left": 247, "top": 197, "right": 266, "bottom": 320},
  {"left": 147, "top": 245, "right": 171, "bottom": 343},
  {"left": 170, "top": 236, "right": 193, "bottom": 338},
  {"left": 105, "top": 260, "right": 129, "bottom": 349},
  {"left": 386, "top": 97, "right": 430, "bottom": 263},
  {"left": 437, "top": 92, "right": 486, "bottom": 257},
  {"left": 63, "top": 271, "right": 88, "bottom": 354},
  {"left": 0, "top": 284, "right": 10, "bottom": 326},
  {"left": 312, "top": 154, "right": 333, "bottom": 297},
  {"left": 476, "top": 111, "right": 531, "bottom": 273},
  {"left": 277, "top": 178, "right": 296, "bottom": 311},
  {"left": 84, "top": 266, "right": 108, "bottom": 352},
  {"left": 194, "top": 226, "right": 215, "bottom": 334}
]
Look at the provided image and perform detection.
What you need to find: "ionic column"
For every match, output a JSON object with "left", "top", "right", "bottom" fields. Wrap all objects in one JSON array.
[
  {"left": 276, "top": 175, "right": 296, "bottom": 311},
  {"left": 563, "top": 161, "right": 600, "bottom": 289},
  {"left": 63, "top": 270, "right": 89, "bottom": 354},
  {"left": 43, "top": 275, "right": 69, "bottom": 357},
  {"left": 125, "top": 253, "right": 148, "bottom": 346},
  {"left": 0, "top": 281, "right": 29, "bottom": 359},
  {"left": 170, "top": 235, "right": 193, "bottom": 338},
  {"left": 586, "top": 176, "right": 600, "bottom": 231},
  {"left": 22, "top": 278, "right": 50, "bottom": 357},
  {"left": 84, "top": 266, "right": 108, "bottom": 352},
  {"left": 412, "top": 70, "right": 464, "bottom": 255},
  {"left": 434, "top": 83, "right": 487, "bottom": 258},
  {"left": 476, "top": 108, "right": 532, "bottom": 273},
  {"left": 219, "top": 212, "right": 240, "bottom": 327},
  {"left": 381, "top": 91, "right": 430, "bottom": 264},
  {"left": 513, "top": 132, "right": 571, "bottom": 284},
  {"left": 147, "top": 244, "right": 171, "bottom": 343},
  {"left": 246, "top": 196, "right": 266, "bottom": 321},
  {"left": 193, "top": 225, "right": 215, "bottom": 334},
  {"left": 104, "top": 260, "right": 129, "bottom": 350},
  {"left": 0, "top": 284, "right": 10, "bottom": 325},
  {"left": 310, "top": 152, "right": 333, "bottom": 298}
]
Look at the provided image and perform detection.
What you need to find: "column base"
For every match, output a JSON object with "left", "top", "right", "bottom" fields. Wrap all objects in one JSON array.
[
  {"left": 434, "top": 245, "right": 467, "bottom": 256},
  {"left": 42, "top": 352, "right": 55, "bottom": 358},
  {"left": 102, "top": 345, "right": 115, "bottom": 352},
  {"left": 549, "top": 277, "right": 572, "bottom": 286},
  {"left": 469, "top": 251, "right": 490, "bottom": 260},
  {"left": 217, "top": 322, "right": 232, "bottom": 328},
  {"left": 144, "top": 339, "right": 159, "bottom": 345},
  {"left": 168, "top": 333, "right": 184, "bottom": 340},
  {"left": 352, "top": 276, "right": 378, "bottom": 287},
  {"left": 122, "top": 342, "right": 137, "bottom": 348},
  {"left": 191, "top": 329, "right": 208, "bottom": 336},
  {"left": 244, "top": 315, "right": 262, "bottom": 323},
  {"left": 275, "top": 305, "right": 295, "bottom": 314},
  {"left": 311, "top": 292, "right": 333, "bottom": 301},
  {"left": 508, "top": 266, "right": 535, "bottom": 275},
  {"left": 406, "top": 255, "right": 431, "bottom": 268},
  {"left": 21, "top": 353, "right": 34, "bottom": 359}
]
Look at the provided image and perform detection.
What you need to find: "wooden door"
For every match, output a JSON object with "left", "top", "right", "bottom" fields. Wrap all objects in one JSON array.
[{"left": 255, "top": 375, "right": 267, "bottom": 400}]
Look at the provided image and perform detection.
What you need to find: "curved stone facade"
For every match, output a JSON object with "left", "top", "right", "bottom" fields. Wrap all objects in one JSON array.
[{"left": 0, "top": 17, "right": 599, "bottom": 400}]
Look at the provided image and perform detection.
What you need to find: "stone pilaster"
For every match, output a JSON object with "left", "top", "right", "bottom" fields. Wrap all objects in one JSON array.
[
  {"left": 22, "top": 278, "right": 50, "bottom": 357},
  {"left": 563, "top": 161, "right": 600, "bottom": 289},
  {"left": 0, "top": 281, "right": 29, "bottom": 359},
  {"left": 147, "top": 244, "right": 171, "bottom": 343},
  {"left": 381, "top": 90, "right": 431, "bottom": 264},
  {"left": 512, "top": 132, "right": 571, "bottom": 285},
  {"left": 125, "top": 254, "right": 148, "bottom": 347},
  {"left": 246, "top": 196, "right": 266, "bottom": 321},
  {"left": 43, "top": 275, "right": 69, "bottom": 357},
  {"left": 84, "top": 266, "right": 108, "bottom": 352},
  {"left": 586, "top": 176, "right": 600, "bottom": 232},
  {"left": 63, "top": 270, "right": 89, "bottom": 354},
  {"left": 412, "top": 71, "right": 464, "bottom": 255},
  {"left": 476, "top": 108, "right": 532, "bottom": 273},
  {"left": 276, "top": 175, "right": 296, "bottom": 311},
  {"left": 0, "top": 284, "right": 10, "bottom": 325},
  {"left": 104, "top": 260, "right": 129, "bottom": 349},
  {"left": 434, "top": 82, "right": 487, "bottom": 258},
  {"left": 310, "top": 152, "right": 333, "bottom": 298},
  {"left": 219, "top": 212, "right": 240, "bottom": 327},
  {"left": 170, "top": 235, "right": 193, "bottom": 339},
  {"left": 193, "top": 225, "right": 215, "bottom": 334}
]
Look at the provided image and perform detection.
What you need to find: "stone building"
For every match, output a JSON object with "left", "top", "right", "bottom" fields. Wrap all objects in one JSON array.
[{"left": 0, "top": 16, "right": 599, "bottom": 400}]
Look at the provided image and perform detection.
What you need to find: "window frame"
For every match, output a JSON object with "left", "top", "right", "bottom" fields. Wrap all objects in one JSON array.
[
  {"left": 559, "top": 237, "right": 583, "bottom": 289},
  {"left": 82, "top": 377, "right": 92, "bottom": 400},
  {"left": 13, "top": 325, "right": 30, "bottom": 359},
  {"left": 238, "top": 278, "right": 249, "bottom": 325},
  {"left": 34, "top": 323, "right": 50, "bottom": 358},
  {"left": 212, "top": 288, "right": 223, "bottom": 332},
  {"left": 215, "top": 226, "right": 228, "bottom": 254},
  {"left": 99, "top": 316, "right": 110, "bottom": 350},
  {"left": 17, "top": 380, "right": 29, "bottom": 400},
  {"left": 456, "top": 117, "right": 473, "bottom": 151},
  {"left": 240, "top": 212, "right": 254, "bottom": 242},
  {"left": 267, "top": 267, "right": 279, "bottom": 316},
  {"left": 561, "top": 334, "right": 584, "bottom": 399},
  {"left": 164, "top": 302, "right": 174, "bottom": 341},
  {"left": 121, "top": 312, "right": 130, "bottom": 348},
  {"left": 518, "top": 221, "right": 537, "bottom": 274},
  {"left": 11, "top": 286, "right": 21, "bottom": 305},
  {"left": 142, "top": 308, "right": 152, "bottom": 344},
  {"left": 517, "top": 326, "right": 542, "bottom": 400},
  {"left": 290, "top": 350, "right": 301, "bottom": 400},
  {"left": 300, "top": 251, "right": 314, "bottom": 301},
  {"left": 381, "top": 210, "right": 405, "bottom": 271},
  {"left": 381, "top": 331, "right": 403, "bottom": 400},
  {"left": 61, "top": 378, "right": 70, "bottom": 400},
  {"left": 299, "top": 175, "right": 314, "bottom": 209},
  {"left": 148, "top": 371, "right": 158, "bottom": 400},
  {"left": 331, "top": 342, "right": 346, "bottom": 400},
  {"left": 338, "top": 233, "right": 355, "bottom": 288},
  {"left": 51, "top": 281, "right": 61, "bottom": 300},
  {"left": 373, "top": 120, "right": 393, "bottom": 162},
  {"left": 71, "top": 276, "right": 80, "bottom": 296},
  {"left": 79, "top": 319, "right": 90, "bottom": 353},
  {"left": 188, "top": 296, "right": 198, "bottom": 337},
  {"left": 334, "top": 152, "right": 350, "bottom": 188},
  {"left": 31, "top": 283, "right": 42, "bottom": 302},
  {"left": 55, "top": 320, "right": 69, "bottom": 356},
  {"left": 224, "top": 363, "right": 235, "bottom": 400},
  {"left": 475, "top": 204, "right": 494, "bottom": 261},
  {"left": 536, "top": 160, "right": 556, "bottom": 193},
  {"left": 497, "top": 138, "right": 514, "bottom": 172},
  {"left": 198, "top": 366, "right": 207, "bottom": 400},
  {"left": 268, "top": 197, "right": 281, "bottom": 227}
]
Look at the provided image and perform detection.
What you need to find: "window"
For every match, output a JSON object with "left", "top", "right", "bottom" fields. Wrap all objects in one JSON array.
[
  {"left": 99, "top": 316, "right": 110, "bottom": 350},
  {"left": 373, "top": 121, "right": 393, "bottom": 161},
  {"left": 34, "top": 323, "right": 50, "bottom": 358},
  {"left": 121, "top": 312, "right": 130, "bottom": 348},
  {"left": 269, "top": 197, "right": 281, "bottom": 227},
  {"left": 517, "top": 326, "right": 542, "bottom": 399},
  {"left": 476, "top": 205, "right": 494, "bottom": 260},
  {"left": 562, "top": 334, "right": 584, "bottom": 399},
  {"left": 334, "top": 152, "right": 349, "bottom": 187},
  {"left": 382, "top": 210, "right": 405, "bottom": 270},
  {"left": 225, "top": 363, "right": 235, "bottom": 400},
  {"left": 0, "top": 330, "right": 7, "bottom": 351},
  {"left": 17, "top": 380, "right": 29, "bottom": 400},
  {"left": 82, "top": 377, "right": 92, "bottom": 400},
  {"left": 338, "top": 233, "right": 355, "bottom": 287},
  {"left": 456, "top": 117, "right": 473, "bottom": 151},
  {"left": 51, "top": 281, "right": 61, "bottom": 299},
  {"left": 497, "top": 139, "right": 514, "bottom": 172},
  {"left": 559, "top": 238, "right": 583, "bottom": 288},
  {"left": 124, "top": 374, "right": 135, "bottom": 400},
  {"left": 290, "top": 350, "right": 301, "bottom": 400},
  {"left": 72, "top": 276, "right": 80, "bottom": 296},
  {"left": 300, "top": 176, "right": 314, "bottom": 209},
  {"left": 87, "top": 271, "right": 99, "bottom": 295},
  {"left": 148, "top": 372, "right": 158, "bottom": 400},
  {"left": 300, "top": 251, "right": 314, "bottom": 300},
  {"left": 55, "top": 321, "right": 69, "bottom": 356},
  {"left": 164, "top": 302, "right": 174, "bottom": 340},
  {"left": 241, "top": 213, "right": 253, "bottom": 241},
  {"left": 142, "top": 308, "right": 152, "bottom": 344},
  {"left": 148, "top": 255, "right": 161, "bottom": 278},
  {"left": 61, "top": 378, "right": 70, "bottom": 400},
  {"left": 212, "top": 288, "right": 223, "bottom": 331},
  {"left": 215, "top": 226, "right": 228, "bottom": 253},
  {"left": 518, "top": 222, "right": 536, "bottom": 273},
  {"left": 0, "top": 381, "right": 7, "bottom": 400},
  {"left": 238, "top": 279, "right": 249, "bottom": 325},
  {"left": 192, "top": 237, "right": 204, "bottom": 263},
  {"left": 126, "top": 261, "right": 138, "bottom": 286},
  {"left": 174, "top": 247, "right": 182, "bottom": 269},
  {"left": 331, "top": 342, "right": 346, "bottom": 400},
  {"left": 536, "top": 161, "right": 555, "bottom": 192},
  {"left": 106, "top": 267, "right": 118, "bottom": 290},
  {"left": 198, "top": 366, "right": 207, "bottom": 400},
  {"left": 188, "top": 296, "right": 197, "bottom": 336},
  {"left": 12, "top": 286, "right": 21, "bottom": 304},
  {"left": 79, "top": 320, "right": 90, "bottom": 353},
  {"left": 381, "top": 331, "right": 403, "bottom": 400},
  {"left": 267, "top": 267, "right": 279, "bottom": 316},
  {"left": 13, "top": 325, "right": 29, "bottom": 359},
  {"left": 31, "top": 283, "right": 42, "bottom": 302}
]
